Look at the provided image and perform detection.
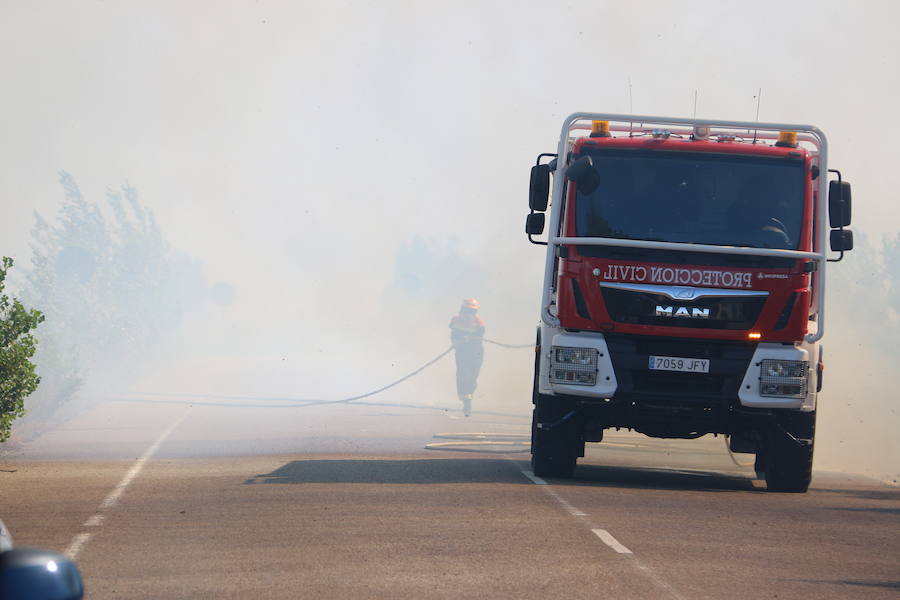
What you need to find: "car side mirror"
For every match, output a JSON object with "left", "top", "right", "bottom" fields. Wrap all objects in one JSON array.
[
  {"left": 565, "top": 156, "right": 600, "bottom": 195},
  {"left": 525, "top": 212, "right": 545, "bottom": 235},
  {"left": 0, "top": 548, "right": 84, "bottom": 600},
  {"left": 529, "top": 164, "right": 551, "bottom": 211},
  {"left": 828, "top": 180, "right": 852, "bottom": 228},
  {"left": 830, "top": 229, "right": 853, "bottom": 253}
]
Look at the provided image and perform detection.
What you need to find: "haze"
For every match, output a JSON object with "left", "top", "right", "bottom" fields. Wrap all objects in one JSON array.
[{"left": 1, "top": 1, "right": 898, "bottom": 482}]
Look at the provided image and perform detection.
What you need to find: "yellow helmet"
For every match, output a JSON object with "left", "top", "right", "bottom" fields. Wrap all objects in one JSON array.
[{"left": 462, "top": 298, "right": 480, "bottom": 310}]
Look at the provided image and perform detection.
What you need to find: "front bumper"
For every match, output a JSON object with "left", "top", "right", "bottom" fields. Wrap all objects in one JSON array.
[{"left": 545, "top": 332, "right": 814, "bottom": 410}]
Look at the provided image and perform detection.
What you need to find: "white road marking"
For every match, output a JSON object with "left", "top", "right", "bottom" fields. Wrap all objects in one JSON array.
[
  {"left": 435, "top": 432, "right": 530, "bottom": 439},
  {"left": 635, "top": 562, "right": 687, "bottom": 599},
  {"left": 83, "top": 514, "right": 105, "bottom": 527},
  {"left": 64, "top": 533, "right": 92, "bottom": 559},
  {"left": 548, "top": 490, "right": 587, "bottom": 517},
  {"left": 514, "top": 460, "right": 685, "bottom": 600},
  {"left": 99, "top": 409, "right": 190, "bottom": 510},
  {"left": 64, "top": 407, "right": 191, "bottom": 559},
  {"left": 520, "top": 469, "right": 547, "bottom": 485},
  {"left": 592, "top": 528, "right": 633, "bottom": 554},
  {"left": 427, "top": 441, "right": 529, "bottom": 447},
  {"left": 521, "top": 469, "right": 588, "bottom": 516}
]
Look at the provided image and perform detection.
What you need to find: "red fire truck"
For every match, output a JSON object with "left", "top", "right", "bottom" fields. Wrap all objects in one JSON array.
[{"left": 525, "top": 113, "right": 853, "bottom": 492}]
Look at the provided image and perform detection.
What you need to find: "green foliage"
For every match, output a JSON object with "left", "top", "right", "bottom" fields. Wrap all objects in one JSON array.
[{"left": 0, "top": 257, "right": 45, "bottom": 442}]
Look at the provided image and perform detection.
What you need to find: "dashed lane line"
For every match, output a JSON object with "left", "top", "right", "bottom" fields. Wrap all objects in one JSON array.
[
  {"left": 520, "top": 470, "right": 547, "bottom": 485},
  {"left": 544, "top": 484, "right": 588, "bottom": 516},
  {"left": 64, "top": 407, "right": 192, "bottom": 559},
  {"left": 64, "top": 533, "right": 92, "bottom": 559},
  {"left": 592, "top": 528, "right": 633, "bottom": 554},
  {"left": 83, "top": 515, "right": 104, "bottom": 527},
  {"left": 517, "top": 466, "right": 685, "bottom": 600},
  {"left": 98, "top": 409, "right": 190, "bottom": 510}
]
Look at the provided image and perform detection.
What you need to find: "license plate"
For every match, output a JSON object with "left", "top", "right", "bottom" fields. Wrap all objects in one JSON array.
[{"left": 648, "top": 356, "right": 710, "bottom": 373}]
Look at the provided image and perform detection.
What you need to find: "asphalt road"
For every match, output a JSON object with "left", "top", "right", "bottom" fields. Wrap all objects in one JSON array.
[{"left": 1, "top": 393, "right": 898, "bottom": 599}]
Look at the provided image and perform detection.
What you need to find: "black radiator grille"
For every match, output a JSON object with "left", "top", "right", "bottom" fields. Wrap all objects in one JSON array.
[
  {"left": 601, "top": 287, "right": 766, "bottom": 330},
  {"left": 605, "top": 334, "right": 756, "bottom": 404}
]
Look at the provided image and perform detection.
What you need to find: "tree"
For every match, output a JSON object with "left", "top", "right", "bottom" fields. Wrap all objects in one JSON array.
[
  {"left": 0, "top": 257, "right": 44, "bottom": 442},
  {"left": 16, "top": 172, "right": 210, "bottom": 429}
]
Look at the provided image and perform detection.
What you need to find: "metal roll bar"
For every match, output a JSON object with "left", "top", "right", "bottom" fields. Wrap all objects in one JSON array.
[{"left": 540, "top": 113, "right": 828, "bottom": 344}]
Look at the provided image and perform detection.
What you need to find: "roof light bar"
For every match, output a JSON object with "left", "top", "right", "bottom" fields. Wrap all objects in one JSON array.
[
  {"left": 590, "top": 120, "right": 611, "bottom": 138},
  {"left": 776, "top": 131, "right": 799, "bottom": 148}
]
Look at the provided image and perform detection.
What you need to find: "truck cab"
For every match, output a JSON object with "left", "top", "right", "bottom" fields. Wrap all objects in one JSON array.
[{"left": 526, "top": 114, "right": 853, "bottom": 492}]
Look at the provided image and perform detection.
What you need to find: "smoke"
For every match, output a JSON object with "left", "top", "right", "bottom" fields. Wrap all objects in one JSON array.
[
  {"left": 12, "top": 172, "right": 215, "bottom": 430},
  {"left": 817, "top": 234, "right": 900, "bottom": 483},
  {"left": 0, "top": 1, "right": 898, "bottom": 476}
]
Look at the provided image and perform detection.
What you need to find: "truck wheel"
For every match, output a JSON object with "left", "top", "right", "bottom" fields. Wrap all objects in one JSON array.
[
  {"left": 531, "top": 334, "right": 579, "bottom": 478},
  {"left": 531, "top": 399, "right": 579, "bottom": 478},
  {"left": 764, "top": 411, "right": 815, "bottom": 493},
  {"left": 531, "top": 329, "right": 542, "bottom": 406}
]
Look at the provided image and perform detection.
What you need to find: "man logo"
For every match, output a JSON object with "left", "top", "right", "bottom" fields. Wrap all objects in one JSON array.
[{"left": 655, "top": 305, "right": 711, "bottom": 319}]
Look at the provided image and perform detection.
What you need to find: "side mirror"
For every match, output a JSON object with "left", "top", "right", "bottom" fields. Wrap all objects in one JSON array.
[
  {"left": 529, "top": 164, "right": 550, "bottom": 211},
  {"left": 830, "top": 229, "right": 854, "bottom": 252},
  {"left": 0, "top": 548, "right": 84, "bottom": 600},
  {"left": 828, "top": 180, "right": 852, "bottom": 227},
  {"left": 525, "top": 212, "right": 545, "bottom": 235},
  {"left": 565, "top": 156, "right": 600, "bottom": 195}
]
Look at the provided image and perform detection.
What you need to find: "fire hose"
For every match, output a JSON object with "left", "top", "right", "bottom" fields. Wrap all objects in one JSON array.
[
  {"left": 123, "top": 338, "right": 534, "bottom": 409},
  {"left": 328, "top": 346, "right": 454, "bottom": 404},
  {"left": 323, "top": 338, "right": 533, "bottom": 405},
  {"left": 483, "top": 339, "right": 533, "bottom": 349}
]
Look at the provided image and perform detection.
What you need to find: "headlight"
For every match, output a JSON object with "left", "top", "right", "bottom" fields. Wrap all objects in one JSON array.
[
  {"left": 550, "top": 346, "right": 598, "bottom": 385},
  {"left": 553, "top": 347, "right": 597, "bottom": 365},
  {"left": 759, "top": 359, "right": 808, "bottom": 398},
  {"left": 763, "top": 360, "right": 806, "bottom": 378}
]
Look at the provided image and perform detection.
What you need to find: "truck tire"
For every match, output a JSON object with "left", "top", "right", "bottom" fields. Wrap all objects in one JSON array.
[
  {"left": 531, "top": 333, "right": 580, "bottom": 478},
  {"left": 532, "top": 328, "right": 542, "bottom": 406},
  {"left": 763, "top": 411, "right": 815, "bottom": 493},
  {"left": 531, "top": 397, "right": 579, "bottom": 478}
]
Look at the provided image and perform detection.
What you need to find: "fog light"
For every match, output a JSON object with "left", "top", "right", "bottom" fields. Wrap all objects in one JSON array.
[
  {"left": 550, "top": 346, "right": 598, "bottom": 386},
  {"left": 759, "top": 359, "right": 808, "bottom": 398}
]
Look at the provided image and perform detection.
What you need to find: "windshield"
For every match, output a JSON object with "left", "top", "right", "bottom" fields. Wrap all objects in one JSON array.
[{"left": 574, "top": 149, "right": 806, "bottom": 250}]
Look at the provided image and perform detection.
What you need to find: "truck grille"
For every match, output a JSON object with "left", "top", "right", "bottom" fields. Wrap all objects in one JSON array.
[
  {"left": 605, "top": 334, "right": 756, "bottom": 404},
  {"left": 600, "top": 287, "right": 765, "bottom": 330}
]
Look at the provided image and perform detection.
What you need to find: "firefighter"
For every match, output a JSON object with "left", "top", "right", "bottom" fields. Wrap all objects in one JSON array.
[
  {"left": 449, "top": 298, "right": 485, "bottom": 417},
  {"left": 732, "top": 177, "right": 791, "bottom": 249}
]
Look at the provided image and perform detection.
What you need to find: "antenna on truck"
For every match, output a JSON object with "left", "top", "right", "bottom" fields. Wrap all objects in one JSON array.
[
  {"left": 693, "top": 89, "right": 698, "bottom": 118},
  {"left": 628, "top": 77, "right": 634, "bottom": 137},
  {"left": 752, "top": 87, "right": 762, "bottom": 144}
]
